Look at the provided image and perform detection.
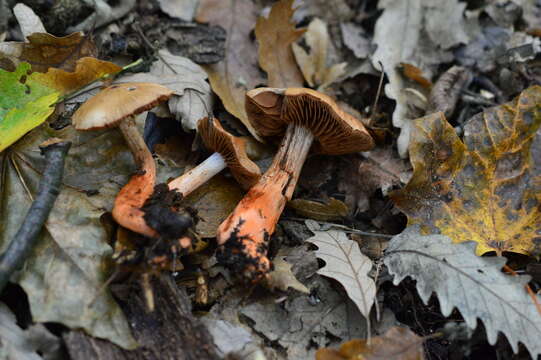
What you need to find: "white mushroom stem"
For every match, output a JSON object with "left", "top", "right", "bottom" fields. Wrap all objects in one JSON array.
[{"left": 167, "top": 152, "right": 227, "bottom": 197}]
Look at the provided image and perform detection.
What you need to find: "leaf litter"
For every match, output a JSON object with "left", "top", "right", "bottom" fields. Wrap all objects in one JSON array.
[{"left": 3, "top": 0, "right": 541, "bottom": 359}]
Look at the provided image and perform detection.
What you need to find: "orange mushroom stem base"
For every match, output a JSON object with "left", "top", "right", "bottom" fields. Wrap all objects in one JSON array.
[
  {"left": 112, "top": 116, "right": 159, "bottom": 238},
  {"left": 216, "top": 124, "right": 314, "bottom": 281}
]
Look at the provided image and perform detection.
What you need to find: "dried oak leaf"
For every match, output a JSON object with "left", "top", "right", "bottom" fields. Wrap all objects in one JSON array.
[
  {"left": 196, "top": 0, "right": 263, "bottom": 139},
  {"left": 391, "top": 86, "right": 541, "bottom": 255},
  {"left": 0, "top": 32, "right": 97, "bottom": 73},
  {"left": 316, "top": 326, "right": 424, "bottom": 360},
  {"left": 384, "top": 225, "right": 541, "bottom": 358},
  {"left": 306, "top": 220, "right": 375, "bottom": 335},
  {"left": 255, "top": 0, "right": 305, "bottom": 88}
]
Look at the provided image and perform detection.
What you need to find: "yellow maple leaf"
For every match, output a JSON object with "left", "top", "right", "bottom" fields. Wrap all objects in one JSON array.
[{"left": 391, "top": 86, "right": 541, "bottom": 256}]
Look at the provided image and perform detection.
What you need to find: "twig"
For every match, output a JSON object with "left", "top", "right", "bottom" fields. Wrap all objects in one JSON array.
[
  {"left": 283, "top": 216, "right": 394, "bottom": 238},
  {"left": 0, "top": 139, "right": 71, "bottom": 292}
]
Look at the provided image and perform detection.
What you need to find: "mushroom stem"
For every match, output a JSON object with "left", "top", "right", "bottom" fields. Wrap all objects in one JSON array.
[
  {"left": 112, "top": 116, "right": 159, "bottom": 238},
  {"left": 217, "top": 124, "right": 314, "bottom": 280},
  {"left": 167, "top": 152, "right": 227, "bottom": 197}
]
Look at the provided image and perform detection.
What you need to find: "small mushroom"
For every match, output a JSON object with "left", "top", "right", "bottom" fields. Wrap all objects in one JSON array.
[
  {"left": 216, "top": 87, "right": 375, "bottom": 281},
  {"left": 167, "top": 117, "right": 261, "bottom": 197},
  {"left": 73, "top": 82, "right": 173, "bottom": 238}
]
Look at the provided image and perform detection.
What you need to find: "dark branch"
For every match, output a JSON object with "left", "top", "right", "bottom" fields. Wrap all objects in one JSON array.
[{"left": 0, "top": 138, "right": 71, "bottom": 292}]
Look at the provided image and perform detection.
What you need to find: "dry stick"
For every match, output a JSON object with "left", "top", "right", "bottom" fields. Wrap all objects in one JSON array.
[{"left": 0, "top": 139, "right": 71, "bottom": 292}]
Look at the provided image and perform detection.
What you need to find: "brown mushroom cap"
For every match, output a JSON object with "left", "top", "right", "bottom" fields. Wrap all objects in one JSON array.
[
  {"left": 245, "top": 87, "right": 374, "bottom": 155},
  {"left": 73, "top": 82, "right": 174, "bottom": 130},
  {"left": 197, "top": 117, "right": 261, "bottom": 189}
]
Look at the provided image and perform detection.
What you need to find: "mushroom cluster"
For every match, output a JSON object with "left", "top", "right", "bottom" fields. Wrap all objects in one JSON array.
[
  {"left": 216, "top": 87, "right": 375, "bottom": 281},
  {"left": 74, "top": 82, "right": 375, "bottom": 284}
]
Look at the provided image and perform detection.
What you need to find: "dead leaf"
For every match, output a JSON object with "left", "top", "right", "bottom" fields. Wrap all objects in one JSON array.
[
  {"left": 13, "top": 3, "right": 46, "bottom": 39},
  {"left": 340, "top": 22, "right": 371, "bottom": 60},
  {"left": 400, "top": 63, "right": 432, "bottom": 89},
  {"left": 255, "top": 0, "right": 305, "bottom": 88},
  {"left": 372, "top": 0, "right": 466, "bottom": 156},
  {"left": 0, "top": 32, "right": 97, "bottom": 73},
  {"left": 384, "top": 225, "right": 541, "bottom": 358},
  {"left": 391, "top": 86, "right": 541, "bottom": 256},
  {"left": 339, "top": 148, "right": 410, "bottom": 213},
  {"left": 292, "top": 18, "right": 346, "bottom": 91},
  {"left": 265, "top": 255, "right": 309, "bottom": 293},
  {"left": 0, "top": 303, "right": 62, "bottom": 360},
  {"left": 294, "top": 0, "right": 353, "bottom": 24},
  {"left": 288, "top": 197, "right": 348, "bottom": 221},
  {"left": 239, "top": 275, "right": 368, "bottom": 359},
  {"left": 306, "top": 220, "right": 376, "bottom": 335},
  {"left": 32, "top": 57, "right": 121, "bottom": 95},
  {"left": 118, "top": 49, "right": 212, "bottom": 131},
  {"left": 181, "top": 175, "right": 244, "bottom": 238},
  {"left": 0, "top": 122, "right": 139, "bottom": 349},
  {"left": 316, "top": 326, "right": 424, "bottom": 360},
  {"left": 196, "top": 0, "right": 263, "bottom": 139},
  {"left": 157, "top": 0, "right": 199, "bottom": 21}
]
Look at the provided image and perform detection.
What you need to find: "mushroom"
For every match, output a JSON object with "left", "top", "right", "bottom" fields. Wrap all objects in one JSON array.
[
  {"left": 73, "top": 82, "right": 173, "bottom": 238},
  {"left": 216, "top": 87, "right": 375, "bottom": 281},
  {"left": 167, "top": 117, "right": 261, "bottom": 197}
]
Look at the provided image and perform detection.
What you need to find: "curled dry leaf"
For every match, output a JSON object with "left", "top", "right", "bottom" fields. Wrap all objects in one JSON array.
[
  {"left": 316, "top": 326, "right": 425, "bottom": 360},
  {"left": 292, "top": 18, "right": 346, "bottom": 91},
  {"left": 384, "top": 225, "right": 541, "bottom": 358},
  {"left": 255, "top": 0, "right": 306, "bottom": 88},
  {"left": 392, "top": 86, "right": 541, "bottom": 255},
  {"left": 196, "top": 0, "right": 263, "bottom": 139},
  {"left": 306, "top": 220, "right": 376, "bottom": 335}
]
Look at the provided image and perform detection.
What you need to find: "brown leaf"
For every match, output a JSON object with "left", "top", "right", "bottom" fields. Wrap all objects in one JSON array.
[
  {"left": 339, "top": 148, "right": 410, "bottom": 213},
  {"left": 399, "top": 63, "right": 432, "bottom": 90},
  {"left": 288, "top": 197, "right": 348, "bottom": 221},
  {"left": 0, "top": 32, "right": 97, "bottom": 73},
  {"left": 255, "top": 0, "right": 305, "bottom": 88},
  {"left": 196, "top": 0, "right": 263, "bottom": 139},
  {"left": 316, "top": 326, "right": 424, "bottom": 360},
  {"left": 181, "top": 175, "right": 244, "bottom": 238},
  {"left": 292, "top": 18, "right": 346, "bottom": 91},
  {"left": 391, "top": 86, "right": 541, "bottom": 256}
]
